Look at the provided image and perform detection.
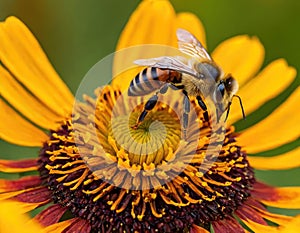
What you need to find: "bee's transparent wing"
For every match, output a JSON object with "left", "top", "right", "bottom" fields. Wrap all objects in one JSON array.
[
  {"left": 134, "top": 56, "right": 199, "bottom": 78},
  {"left": 176, "top": 28, "right": 212, "bottom": 61}
]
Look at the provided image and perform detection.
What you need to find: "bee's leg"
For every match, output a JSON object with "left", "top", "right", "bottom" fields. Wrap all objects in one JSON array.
[
  {"left": 132, "top": 84, "right": 170, "bottom": 129},
  {"left": 196, "top": 96, "right": 209, "bottom": 122},
  {"left": 132, "top": 94, "right": 158, "bottom": 129},
  {"left": 159, "top": 83, "right": 169, "bottom": 94},
  {"left": 182, "top": 91, "right": 190, "bottom": 139}
]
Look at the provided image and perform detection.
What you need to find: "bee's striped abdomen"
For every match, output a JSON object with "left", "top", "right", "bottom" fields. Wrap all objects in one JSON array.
[{"left": 128, "top": 67, "right": 164, "bottom": 96}]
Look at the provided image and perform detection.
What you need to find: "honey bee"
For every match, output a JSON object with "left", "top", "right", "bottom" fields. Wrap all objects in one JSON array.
[{"left": 128, "top": 29, "right": 245, "bottom": 132}]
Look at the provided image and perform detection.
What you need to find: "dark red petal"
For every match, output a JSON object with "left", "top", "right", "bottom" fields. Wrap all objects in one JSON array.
[
  {"left": 34, "top": 204, "right": 67, "bottom": 227},
  {"left": 0, "top": 158, "right": 38, "bottom": 172},
  {"left": 251, "top": 181, "right": 276, "bottom": 200},
  {"left": 14, "top": 186, "right": 51, "bottom": 203},
  {"left": 62, "top": 218, "right": 91, "bottom": 233},
  {"left": 212, "top": 216, "right": 245, "bottom": 233},
  {"left": 0, "top": 176, "right": 41, "bottom": 192},
  {"left": 244, "top": 197, "right": 268, "bottom": 212},
  {"left": 253, "top": 181, "right": 273, "bottom": 189},
  {"left": 235, "top": 204, "right": 267, "bottom": 225}
]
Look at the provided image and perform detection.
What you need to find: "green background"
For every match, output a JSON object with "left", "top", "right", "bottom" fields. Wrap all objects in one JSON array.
[{"left": 0, "top": 0, "right": 299, "bottom": 218}]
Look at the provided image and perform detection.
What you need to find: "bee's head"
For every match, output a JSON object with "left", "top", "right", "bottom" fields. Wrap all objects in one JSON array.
[
  {"left": 213, "top": 74, "right": 239, "bottom": 112},
  {"left": 213, "top": 74, "right": 245, "bottom": 121}
]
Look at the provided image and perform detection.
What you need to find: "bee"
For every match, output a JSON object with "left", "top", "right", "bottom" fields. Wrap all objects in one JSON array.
[{"left": 128, "top": 28, "right": 245, "bottom": 132}]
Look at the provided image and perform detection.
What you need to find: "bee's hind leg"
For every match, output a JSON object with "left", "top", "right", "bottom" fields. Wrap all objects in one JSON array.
[
  {"left": 196, "top": 96, "right": 209, "bottom": 122},
  {"left": 132, "top": 84, "right": 170, "bottom": 130}
]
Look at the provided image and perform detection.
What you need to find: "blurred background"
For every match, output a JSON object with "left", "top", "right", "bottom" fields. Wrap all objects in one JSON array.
[{"left": 0, "top": 0, "right": 299, "bottom": 216}]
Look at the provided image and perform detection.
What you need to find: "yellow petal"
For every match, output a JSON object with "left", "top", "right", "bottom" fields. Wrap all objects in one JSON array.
[
  {"left": 240, "top": 215, "right": 300, "bottom": 233},
  {"left": 116, "top": 0, "right": 176, "bottom": 50},
  {"left": 258, "top": 186, "right": 300, "bottom": 209},
  {"left": 5, "top": 200, "right": 48, "bottom": 213},
  {"left": 113, "top": 0, "right": 177, "bottom": 90},
  {"left": 237, "top": 87, "right": 300, "bottom": 153},
  {"left": 248, "top": 147, "right": 300, "bottom": 170},
  {"left": 190, "top": 224, "right": 210, "bottom": 233},
  {"left": 278, "top": 215, "right": 300, "bottom": 233},
  {"left": 212, "top": 35, "right": 264, "bottom": 87},
  {"left": 0, "top": 200, "right": 43, "bottom": 233},
  {"left": 228, "top": 59, "right": 296, "bottom": 124},
  {"left": 0, "top": 99, "right": 48, "bottom": 146},
  {"left": 176, "top": 12, "right": 206, "bottom": 48},
  {"left": 0, "top": 65, "right": 65, "bottom": 130},
  {"left": 256, "top": 209, "right": 292, "bottom": 226},
  {"left": 240, "top": 218, "right": 278, "bottom": 233},
  {"left": 113, "top": 1, "right": 208, "bottom": 92},
  {"left": 43, "top": 218, "right": 80, "bottom": 233},
  {"left": 0, "top": 17, "right": 73, "bottom": 117}
]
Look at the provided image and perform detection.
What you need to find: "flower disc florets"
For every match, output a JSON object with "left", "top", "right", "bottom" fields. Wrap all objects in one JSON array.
[{"left": 38, "top": 86, "right": 254, "bottom": 232}]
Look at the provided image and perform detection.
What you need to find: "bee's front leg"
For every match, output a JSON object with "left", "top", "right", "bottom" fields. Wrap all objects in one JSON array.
[{"left": 196, "top": 95, "right": 209, "bottom": 122}]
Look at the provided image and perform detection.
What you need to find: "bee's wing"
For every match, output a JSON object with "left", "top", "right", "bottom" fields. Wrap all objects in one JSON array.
[
  {"left": 176, "top": 28, "right": 212, "bottom": 61},
  {"left": 134, "top": 56, "right": 199, "bottom": 78}
]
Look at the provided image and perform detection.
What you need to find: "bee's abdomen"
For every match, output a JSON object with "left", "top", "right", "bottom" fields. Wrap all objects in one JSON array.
[
  {"left": 128, "top": 67, "right": 162, "bottom": 96},
  {"left": 128, "top": 67, "right": 182, "bottom": 96}
]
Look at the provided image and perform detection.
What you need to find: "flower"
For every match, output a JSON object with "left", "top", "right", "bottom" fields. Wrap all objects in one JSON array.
[{"left": 1, "top": 1, "right": 300, "bottom": 233}]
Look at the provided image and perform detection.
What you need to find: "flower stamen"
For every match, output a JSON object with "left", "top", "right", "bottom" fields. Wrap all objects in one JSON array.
[{"left": 37, "top": 86, "right": 255, "bottom": 232}]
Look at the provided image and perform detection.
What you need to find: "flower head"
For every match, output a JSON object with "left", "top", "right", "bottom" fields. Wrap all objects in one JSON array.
[{"left": 1, "top": 1, "right": 300, "bottom": 233}]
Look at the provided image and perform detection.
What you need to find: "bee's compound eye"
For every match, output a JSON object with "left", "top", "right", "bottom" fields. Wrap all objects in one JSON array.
[
  {"left": 224, "top": 76, "right": 239, "bottom": 94},
  {"left": 225, "top": 76, "right": 234, "bottom": 88},
  {"left": 215, "top": 82, "right": 225, "bottom": 102}
]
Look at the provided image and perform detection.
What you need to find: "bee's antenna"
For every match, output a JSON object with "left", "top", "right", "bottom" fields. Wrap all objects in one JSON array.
[{"left": 233, "top": 95, "right": 246, "bottom": 119}]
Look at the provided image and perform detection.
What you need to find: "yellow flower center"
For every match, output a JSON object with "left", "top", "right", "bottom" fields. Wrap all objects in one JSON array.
[
  {"left": 112, "top": 107, "right": 181, "bottom": 166},
  {"left": 71, "top": 86, "right": 213, "bottom": 191}
]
